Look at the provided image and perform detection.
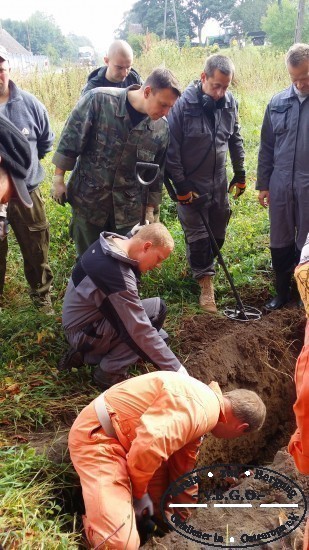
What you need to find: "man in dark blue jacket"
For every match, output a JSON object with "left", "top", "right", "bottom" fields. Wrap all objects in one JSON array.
[
  {"left": 0, "top": 46, "right": 55, "bottom": 313},
  {"left": 257, "top": 43, "right": 309, "bottom": 310}
]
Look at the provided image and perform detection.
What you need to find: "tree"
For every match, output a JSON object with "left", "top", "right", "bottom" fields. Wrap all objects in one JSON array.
[
  {"left": 261, "top": 0, "right": 309, "bottom": 50},
  {"left": 1, "top": 13, "right": 95, "bottom": 64},
  {"left": 185, "top": 0, "right": 235, "bottom": 44},
  {"left": 117, "top": 0, "right": 194, "bottom": 45},
  {"left": 230, "top": 0, "right": 271, "bottom": 34}
]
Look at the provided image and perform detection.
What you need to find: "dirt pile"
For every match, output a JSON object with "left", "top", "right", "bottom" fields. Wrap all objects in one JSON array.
[{"left": 174, "top": 308, "right": 305, "bottom": 465}]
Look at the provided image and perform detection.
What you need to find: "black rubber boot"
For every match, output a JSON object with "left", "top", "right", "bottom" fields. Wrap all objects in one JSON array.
[{"left": 265, "top": 271, "right": 292, "bottom": 311}]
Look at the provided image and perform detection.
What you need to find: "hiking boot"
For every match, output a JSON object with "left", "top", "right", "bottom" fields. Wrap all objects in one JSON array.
[
  {"left": 92, "top": 368, "right": 130, "bottom": 391},
  {"left": 198, "top": 275, "right": 217, "bottom": 313},
  {"left": 31, "top": 292, "right": 55, "bottom": 315},
  {"left": 57, "top": 348, "right": 84, "bottom": 372}
]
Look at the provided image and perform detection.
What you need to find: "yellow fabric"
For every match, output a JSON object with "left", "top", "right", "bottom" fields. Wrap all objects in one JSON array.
[{"left": 295, "top": 262, "right": 309, "bottom": 318}]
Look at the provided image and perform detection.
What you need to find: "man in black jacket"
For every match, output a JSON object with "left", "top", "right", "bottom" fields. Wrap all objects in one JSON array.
[
  {"left": 81, "top": 39, "right": 142, "bottom": 96},
  {"left": 166, "top": 54, "right": 245, "bottom": 313}
]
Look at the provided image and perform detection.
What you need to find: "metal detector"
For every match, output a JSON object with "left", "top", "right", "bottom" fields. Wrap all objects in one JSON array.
[
  {"left": 164, "top": 177, "right": 262, "bottom": 322},
  {"left": 135, "top": 162, "right": 160, "bottom": 225}
]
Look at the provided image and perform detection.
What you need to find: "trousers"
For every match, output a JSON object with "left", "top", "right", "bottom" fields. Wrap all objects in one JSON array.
[{"left": 0, "top": 187, "right": 53, "bottom": 297}]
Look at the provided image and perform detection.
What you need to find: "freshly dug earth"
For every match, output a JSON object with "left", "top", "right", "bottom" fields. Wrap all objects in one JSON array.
[{"left": 144, "top": 307, "right": 307, "bottom": 549}]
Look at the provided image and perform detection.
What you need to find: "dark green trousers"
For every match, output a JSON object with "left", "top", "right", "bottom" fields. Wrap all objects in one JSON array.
[
  {"left": 70, "top": 209, "right": 133, "bottom": 258},
  {"left": 0, "top": 187, "right": 53, "bottom": 298}
]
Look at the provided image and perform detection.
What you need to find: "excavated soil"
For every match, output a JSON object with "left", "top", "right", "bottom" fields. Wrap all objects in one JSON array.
[{"left": 144, "top": 308, "right": 308, "bottom": 549}]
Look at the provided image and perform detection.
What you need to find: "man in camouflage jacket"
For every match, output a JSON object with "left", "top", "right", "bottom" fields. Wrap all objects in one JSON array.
[{"left": 52, "top": 68, "right": 181, "bottom": 257}]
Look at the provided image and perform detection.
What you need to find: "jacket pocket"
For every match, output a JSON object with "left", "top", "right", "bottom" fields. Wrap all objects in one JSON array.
[
  {"left": 270, "top": 104, "right": 292, "bottom": 134},
  {"left": 184, "top": 108, "right": 207, "bottom": 136}
]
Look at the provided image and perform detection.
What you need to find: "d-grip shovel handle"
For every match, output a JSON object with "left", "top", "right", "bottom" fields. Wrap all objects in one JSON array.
[
  {"left": 136, "top": 162, "right": 160, "bottom": 186},
  {"left": 136, "top": 162, "right": 160, "bottom": 225}
]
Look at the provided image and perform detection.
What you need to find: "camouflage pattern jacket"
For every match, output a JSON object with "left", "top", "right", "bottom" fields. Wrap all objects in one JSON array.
[{"left": 52, "top": 86, "right": 169, "bottom": 229}]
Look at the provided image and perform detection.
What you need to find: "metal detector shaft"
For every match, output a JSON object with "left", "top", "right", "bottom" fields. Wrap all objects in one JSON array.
[
  {"left": 136, "top": 162, "right": 160, "bottom": 225},
  {"left": 163, "top": 176, "right": 248, "bottom": 319},
  {"left": 197, "top": 208, "right": 247, "bottom": 317}
]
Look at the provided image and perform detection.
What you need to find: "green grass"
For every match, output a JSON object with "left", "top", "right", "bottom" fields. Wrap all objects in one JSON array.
[{"left": 0, "top": 42, "right": 287, "bottom": 547}]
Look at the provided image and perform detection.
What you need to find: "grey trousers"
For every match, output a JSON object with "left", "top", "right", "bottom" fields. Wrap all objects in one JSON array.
[
  {"left": 65, "top": 297, "right": 167, "bottom": 379},
  {"left": 177, "top": 194, "right": 230, "bottom": 279}
]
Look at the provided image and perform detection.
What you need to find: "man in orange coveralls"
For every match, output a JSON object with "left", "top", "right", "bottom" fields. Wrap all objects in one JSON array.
[
  {"left": 288, "top": 232, "right": 309, "bottom": 550},
  {"left": 68, "top": 371, "right": 266, "bottom": 548}
]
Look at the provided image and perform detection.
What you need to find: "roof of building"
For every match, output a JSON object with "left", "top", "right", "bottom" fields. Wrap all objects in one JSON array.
[{"left": 0, "top": 27, "right": 31, "bottom": 55}]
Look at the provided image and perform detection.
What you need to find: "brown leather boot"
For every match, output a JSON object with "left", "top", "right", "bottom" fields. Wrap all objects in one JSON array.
[{"left": 198, "top": 275, "right": 217, "bottom": 313}]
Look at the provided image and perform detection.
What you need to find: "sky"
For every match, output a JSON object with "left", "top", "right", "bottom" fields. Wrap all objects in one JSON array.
[{"left": 0, "top": 0, "right": 137, "bottom": 54}]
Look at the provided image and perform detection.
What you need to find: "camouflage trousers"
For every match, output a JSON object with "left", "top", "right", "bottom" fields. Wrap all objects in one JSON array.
[
  {"left": 0, "top": 187, "right": 53, "bottom": 297},
  {"left": 70, "top": 209, "right": 133, "bottom": 257}
]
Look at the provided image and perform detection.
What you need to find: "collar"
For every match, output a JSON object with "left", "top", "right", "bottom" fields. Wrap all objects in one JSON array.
[{"left": 208, "top": 381, "right": 227, "bottom": 423}]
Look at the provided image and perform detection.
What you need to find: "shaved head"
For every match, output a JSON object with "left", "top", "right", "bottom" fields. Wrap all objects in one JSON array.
[{"left": 107, "top": 40, "right": 133, "bottom": 60}]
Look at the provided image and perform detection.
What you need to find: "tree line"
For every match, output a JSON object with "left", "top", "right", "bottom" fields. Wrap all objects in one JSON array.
[{"left": 1, "top": 0, "right": 309, "bottom": 65}]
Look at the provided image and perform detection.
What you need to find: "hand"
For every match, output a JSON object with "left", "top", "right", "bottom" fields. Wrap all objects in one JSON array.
[
  {"left": 131, "top": 220, "right": 149, "bottom": 236},
  {"left": 177, "top": 191, "right": 199, "bottom": 205},
  {"left": 258, "top": 190, "right": 270, "bottom": 208},
  {"left": 51, "top": 174, "right": 67, "bottom": 205},
  {"left": 0, "top": 217, "right": 9, "bottom": 241},
  {"left": 145, "top": 206, "right": 155, "bottom": 224},
  {"left": 228, "top": 171, "right": 246, "bottom": 199},
  {"left": 133, "top": 493, "right": 154, "bottom": 521}
]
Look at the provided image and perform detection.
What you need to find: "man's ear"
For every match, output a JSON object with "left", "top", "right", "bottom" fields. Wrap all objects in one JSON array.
[
  {"left": 201, "top": 71, "right": 207, "bottom": 83},
  {"left": 104, "top": 56, "right": 109, "bottom": 65},
  {"left": 238, "top": 422, "right": 249, "bottom": 434},
  {"left": 144, "top": 85, "right": 151, "bottom": 99},
  {"left": 143, "top": 240, "right": 152, "bottom": 251}
]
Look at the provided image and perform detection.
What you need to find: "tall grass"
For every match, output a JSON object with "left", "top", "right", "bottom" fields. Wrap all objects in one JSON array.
[{"left": 0, "top": 42, "right": 290, "bottom": 547}]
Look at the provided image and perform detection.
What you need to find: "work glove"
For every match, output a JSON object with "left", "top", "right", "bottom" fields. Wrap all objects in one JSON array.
[
  {"left": 0, "top": 217, "right": 9, "bottom": 241},
  {"left": 178, "top": 365, "right": 189, "bottom": 376},
  {"left": 133, "top": 493, "right": 154, "bottom": 522},
  {"left": 145, "top": 206, "right": 155, "bottom": 223},
  {"left": 228, "top": 171, "right": 246, "bottom": 198},
  {"left": 131, "top": 220, "right": 149, "bottom": 236},
  {"left": 177, "top": 191, "right": 199, "bottom": 205},
  {"left": 51, "top": 174, "right": 67, "bottom": 205}
]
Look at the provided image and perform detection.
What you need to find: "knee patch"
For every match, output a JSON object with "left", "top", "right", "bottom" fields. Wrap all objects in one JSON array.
[{"left": 189, "top": 239, "right": 213, "bottom": 270}]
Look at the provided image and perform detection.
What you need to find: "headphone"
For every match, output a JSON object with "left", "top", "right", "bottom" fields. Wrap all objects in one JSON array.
[{"left": 197, "top": 82, "right": 226, "bottom": 113}]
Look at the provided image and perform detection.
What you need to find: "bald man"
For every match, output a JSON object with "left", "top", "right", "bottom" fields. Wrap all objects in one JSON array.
[{"left": 81, "top": 39, "right": 142, "bottom": 95}]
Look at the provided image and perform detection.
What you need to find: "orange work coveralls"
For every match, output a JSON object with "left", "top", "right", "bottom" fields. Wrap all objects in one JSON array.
[
  {"left": 68, "top": 371, "right": 226, "bottom": 549},
  {"left": 288, "top": 260, "right": 309, "bottom": 550}
]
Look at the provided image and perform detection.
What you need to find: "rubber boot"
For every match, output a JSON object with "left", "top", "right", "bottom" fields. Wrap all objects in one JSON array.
[
  {"left": 265, "top": 271, "right": 292, "bottom": 311},
  {"left": 198, "top": 275, "right": 217, "bottom": 313}
]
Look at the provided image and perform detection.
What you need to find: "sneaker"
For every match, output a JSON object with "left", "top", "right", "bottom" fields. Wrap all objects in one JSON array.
[
  {"left": 31, "top": 293, "right": 55, "bottom": 315},
  {"left": 57, "top": 348, "right": 84, "bottom": 372}
]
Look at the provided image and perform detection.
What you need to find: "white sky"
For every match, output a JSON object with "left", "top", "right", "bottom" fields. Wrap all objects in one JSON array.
[
  {"left": 1, "top": 0, "right": 221, "bottom": 54},
  {"left": 0, "top": 0, "right": 137, "bottom": 54}
]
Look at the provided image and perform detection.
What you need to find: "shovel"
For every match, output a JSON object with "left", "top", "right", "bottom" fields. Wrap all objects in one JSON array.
[
  {"left": 164, "top": 175, "right": 262, "bottom": 322},
  {"left": 135, "top": 162, "right": 160, "bottom": 225}
]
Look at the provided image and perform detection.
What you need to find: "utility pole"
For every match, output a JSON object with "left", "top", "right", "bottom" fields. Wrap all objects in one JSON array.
[
  {"left": 294, "top": 0, "right": 306, "bottom": 43},
  {"left": 163, "top": 0, "right": 168, "bottom": 39},
  {"left": 171, "top": 0, "right": 179, "bottom": 46},
  {"left": 163, "top": 0, "right": 179, "bottom": 46}
]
